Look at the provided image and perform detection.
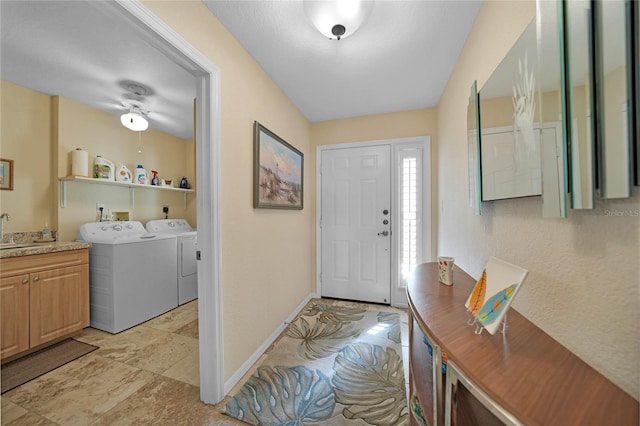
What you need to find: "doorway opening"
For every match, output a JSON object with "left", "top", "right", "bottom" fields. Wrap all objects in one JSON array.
[
  {"left": 316, "top": 137, "right": 431, "bottom": 307},
  {"left": 114, "top": 1, "right": 224, "bottom": 404}
]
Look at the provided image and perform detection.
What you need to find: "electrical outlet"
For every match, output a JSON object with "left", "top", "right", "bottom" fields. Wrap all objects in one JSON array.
[{"left": 96, "top": 203, "right": 106, "bottom": 222}]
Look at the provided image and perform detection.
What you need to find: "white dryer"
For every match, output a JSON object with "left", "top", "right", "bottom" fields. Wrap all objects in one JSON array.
[
  {"left": 77, "top": 221, "right": 178, "bottom": 333},
  {"left": 146, "top": 219, "right": 197, "bottom": 305}
]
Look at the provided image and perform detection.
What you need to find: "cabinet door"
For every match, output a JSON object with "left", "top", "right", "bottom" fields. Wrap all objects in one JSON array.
[
  {"left": 1, "top": 274, "right": 30, "bottom": 359},
  {"left": 30, "top": 265, "right": 89, "bottom": 347}
]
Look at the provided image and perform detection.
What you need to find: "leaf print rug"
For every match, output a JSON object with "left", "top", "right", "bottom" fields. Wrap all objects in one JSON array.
[{"left": 224, "top": 299, "right": 409, "bottom": 426}]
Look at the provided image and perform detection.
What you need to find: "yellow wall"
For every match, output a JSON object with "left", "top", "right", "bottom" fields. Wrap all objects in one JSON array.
[
  {"left": 0, "top": 80, "right": 55, "bottom": 234},
  {"left": 141, "top": 0, "right": 313, "bottom": 381},
  {"left": 311, "top": 109, "right": 436, "bottom": 145},
  {"left": 437, "top": 0, "right": 639, "bottom": 398}
]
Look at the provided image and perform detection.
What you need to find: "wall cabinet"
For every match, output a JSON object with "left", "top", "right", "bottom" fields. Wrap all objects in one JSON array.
[
  {"left": 0, "top": 250, "right": 89, "bottom": 360},
  {"left": 407, "top": 262, "right": 638, "bottom": 426}
]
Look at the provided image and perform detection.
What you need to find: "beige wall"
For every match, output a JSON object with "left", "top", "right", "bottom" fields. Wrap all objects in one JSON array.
[
  {"left": 141, "top": 0, "right": 313, "bottom": 381},
  {"left": 310, "top": 108, "right": 438, "bottom": 262},
  {"left": 311, "top": 109, "right": 436, "bottom": 146},
  {"left": 0, "top": 80, "right": 55, "bottom": 235},
  {"left": 437, "top": 0, "right": 639, "bottom": 398}
]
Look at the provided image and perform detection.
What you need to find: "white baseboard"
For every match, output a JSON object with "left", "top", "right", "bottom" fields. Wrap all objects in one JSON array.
[{"left": 223, "top": 292, "right": 317, "bottom": 395}]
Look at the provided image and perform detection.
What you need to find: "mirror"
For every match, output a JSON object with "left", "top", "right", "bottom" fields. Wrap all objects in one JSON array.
[
  {"left": 468, "top": 81, "right": 481, "bottom": 215},
  {"left": 479, "top": 18, "right": 544, "bottom": 202},
  {"left": 565, "top": 0, "right": 596, "bottom": 209},
  {"left": 633, "top": 0, "right": 639, "bottom": 187},
  {"left": 595, "top": 0, "right": 635, "bottom": 199},
  {"left": 537, "top": 0, "right": 569, "bottom": 217}
]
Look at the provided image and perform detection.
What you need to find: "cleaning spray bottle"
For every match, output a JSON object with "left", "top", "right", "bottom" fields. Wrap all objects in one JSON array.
[{"left": 151, "top": 170, "right": 159, "bottom": 186}]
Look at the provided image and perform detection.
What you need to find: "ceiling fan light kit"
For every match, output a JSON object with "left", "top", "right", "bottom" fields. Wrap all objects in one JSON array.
[
  {"left": 303, "top": 0, "right": 374, "bottom": 40},
  {"left": 120, "top": 109, "right": 149, "bottom": 132},
  {"left": 119, "top": 80, "right": 151, "bottom": 132}
]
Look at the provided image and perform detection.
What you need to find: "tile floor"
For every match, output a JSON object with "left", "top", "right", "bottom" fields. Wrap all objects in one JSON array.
[{"left": 1, "top": 299, "right": 408, "bottom": 425}]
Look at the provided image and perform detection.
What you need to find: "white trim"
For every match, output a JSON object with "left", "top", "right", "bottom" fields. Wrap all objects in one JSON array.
[
  {"left": 223, "top": 292, "right": 317, "bottom": 394},
  {"left": 316, "top": 137, "right": 431, "bottom": 308},
  {"left": 112, "top": 1, "right": 224, "bottom": 404},
  {"left": 393, "top": 141, "right": 431, "bottom": 307}
]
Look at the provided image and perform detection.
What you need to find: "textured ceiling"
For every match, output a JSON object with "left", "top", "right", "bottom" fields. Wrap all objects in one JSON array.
[
  {"left": 204, "top": 0, "right": 483, "bottom": 122},
  {"left": 1, "top": 1, "right": 483, "bottom": 139},
  {"left": 1, "top": 1, "right": 196, "bottom": 140}
]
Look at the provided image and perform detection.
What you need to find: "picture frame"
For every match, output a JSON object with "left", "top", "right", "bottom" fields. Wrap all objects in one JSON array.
[
  {"left": 465, "top": 257, "right": 528, "bottom": 335},
  {"left": 254, "top": 121, "right": 303, "bottom": 209},
  {"left": 0, "top": 158, "right": 14, "bottom": 191}
]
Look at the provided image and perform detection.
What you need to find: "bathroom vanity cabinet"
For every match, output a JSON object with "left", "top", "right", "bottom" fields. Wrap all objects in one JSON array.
[
  {"left": 407, "top": 262, "right": 638, "bottom": 426},
  {"left": 0, "top": 248, "right": 89, "bottom": 360}
]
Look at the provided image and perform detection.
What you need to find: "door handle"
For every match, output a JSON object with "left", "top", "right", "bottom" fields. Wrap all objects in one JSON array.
[{"left": 377, "top": 230, "right": 389, "bottom": 237}]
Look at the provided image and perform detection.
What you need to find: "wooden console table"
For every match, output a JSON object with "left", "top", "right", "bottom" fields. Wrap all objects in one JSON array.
[{"left": 407, "top": 262, "right": 638, "bottom": 425}]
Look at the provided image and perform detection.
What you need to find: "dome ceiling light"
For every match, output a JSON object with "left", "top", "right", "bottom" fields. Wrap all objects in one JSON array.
[
  {"left": 303, "top": 0, "right": 374, "bottom": 41},
  {"left": 120, "top": 106, "right": 149, "bottom": 131}
]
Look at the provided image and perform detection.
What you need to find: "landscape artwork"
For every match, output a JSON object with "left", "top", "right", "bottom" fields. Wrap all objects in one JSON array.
[{"left": 254, "top": 122, "right": 303, "bottom": 209}]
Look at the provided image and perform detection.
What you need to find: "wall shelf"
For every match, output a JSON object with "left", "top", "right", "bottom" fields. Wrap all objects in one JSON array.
[{"left": 58, "top": 176, "right": 194, "bottom": 209}]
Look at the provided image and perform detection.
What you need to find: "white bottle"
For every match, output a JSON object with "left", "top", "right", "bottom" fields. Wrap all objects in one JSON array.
[
  {"left": 116, "top": 163, "right": 132, "bottom": 183},
  {"left": 94, "top": 156, "right": 115, "bottom": 180},
  {"left": 134, "top": 164, "right": 148, "bottom": 185}
]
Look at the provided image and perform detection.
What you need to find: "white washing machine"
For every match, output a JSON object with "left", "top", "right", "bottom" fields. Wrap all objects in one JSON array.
[
  {"left": 145, "top": 219, "right": 197, "bottom": 305},
  {"left": 77, "top": 221, "right": 178, "bottom": 333}
]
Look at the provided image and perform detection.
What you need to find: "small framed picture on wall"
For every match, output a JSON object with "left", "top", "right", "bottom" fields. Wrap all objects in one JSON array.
[{"left": 0, "top": 159, "right": 14, "bottom": 191}]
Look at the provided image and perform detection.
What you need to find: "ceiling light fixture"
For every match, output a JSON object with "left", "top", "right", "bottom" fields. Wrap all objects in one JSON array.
[
  {"left": 120, "top": 107, "right": 149, "bottom": 132},
  {"left": 303, "top": 0, "right": 374, "bottom": 41}
]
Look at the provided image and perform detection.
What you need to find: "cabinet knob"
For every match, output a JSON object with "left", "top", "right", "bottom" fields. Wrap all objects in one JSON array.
[
  {"left": 22, "top": 278, "right": 29, "bottom": 284},
  {"left": 33, "top": 276, "right": 40, "bottom": 281}
]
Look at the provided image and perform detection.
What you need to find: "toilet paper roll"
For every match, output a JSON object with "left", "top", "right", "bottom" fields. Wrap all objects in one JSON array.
[{"left": 71, "top": 148, "right": 89, "bottom": 177}]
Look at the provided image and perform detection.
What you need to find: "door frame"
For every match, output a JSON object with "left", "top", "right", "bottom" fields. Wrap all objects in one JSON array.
[
  {"left": 114, "top": 1, "right": 224, "bottom": 404},
  {"left": 316, "top": 136, "right": 431, "bottom": 308}
]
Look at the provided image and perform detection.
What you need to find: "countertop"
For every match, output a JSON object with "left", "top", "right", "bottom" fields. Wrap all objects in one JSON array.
[
  {"left": 407, "top": 262, "right": 639, "bottom": 425},
  {"left": 0, "top": 241, "right": 91, "bottom": 259}
]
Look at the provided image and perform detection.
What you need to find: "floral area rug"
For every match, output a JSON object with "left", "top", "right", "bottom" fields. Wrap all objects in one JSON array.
[{"left": 224, "top": 300, "right": 409, "bottom": 425}]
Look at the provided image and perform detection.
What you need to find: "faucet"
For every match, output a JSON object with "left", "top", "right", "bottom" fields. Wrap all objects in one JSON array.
[{"left": 0, "top": 213, "right": 11, "bottom": 243}]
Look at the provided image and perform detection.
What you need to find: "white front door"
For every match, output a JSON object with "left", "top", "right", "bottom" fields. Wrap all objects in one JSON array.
[{"left": 320, "top": 145, "right": 391, "bottom": 304}]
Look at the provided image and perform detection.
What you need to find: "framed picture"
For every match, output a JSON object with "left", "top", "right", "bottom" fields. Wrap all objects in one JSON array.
[
  {"left": 254, "top": 121, "right": 303, "bottom": 209},
  {"left": 0, "top": 159, "right": 14, "bottom": 191}
]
